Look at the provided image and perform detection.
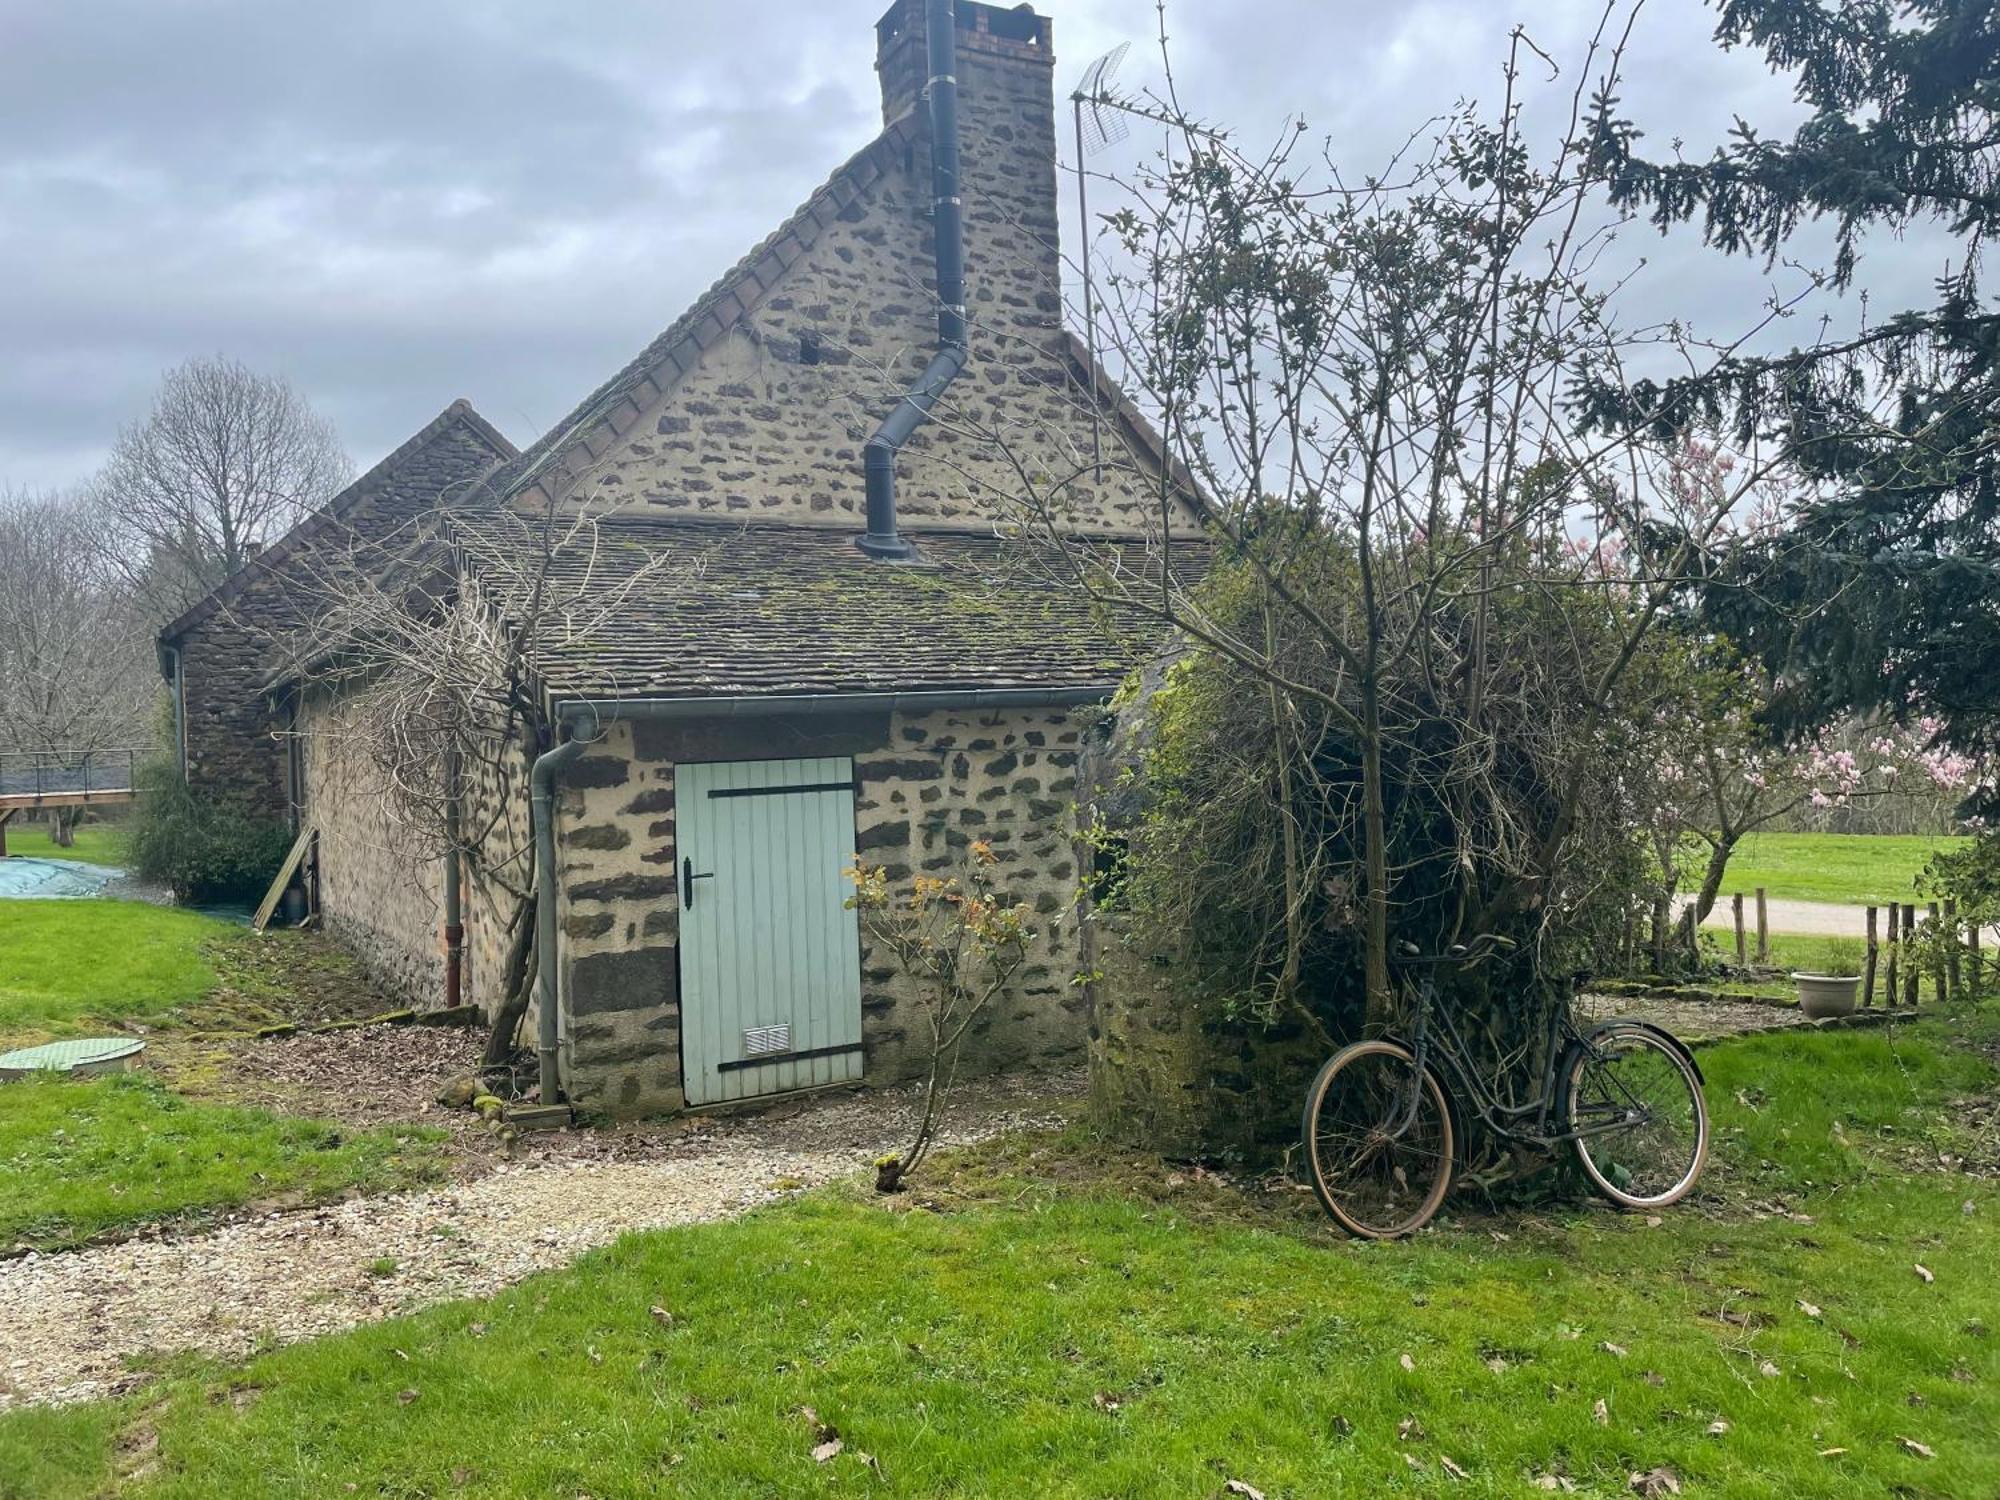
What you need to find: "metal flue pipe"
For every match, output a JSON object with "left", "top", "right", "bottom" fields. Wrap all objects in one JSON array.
[{"left": 857, "top": 0, "right": 966, "bottom": 560}]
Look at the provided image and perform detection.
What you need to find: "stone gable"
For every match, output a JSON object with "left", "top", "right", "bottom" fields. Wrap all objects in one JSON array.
[{"left": 518, "top": 3, "right": 1192, "bottom": 537}]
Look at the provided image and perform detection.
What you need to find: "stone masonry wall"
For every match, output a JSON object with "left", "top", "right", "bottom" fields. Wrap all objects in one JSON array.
[
  {"left": 296, "top": 683, "right": 524, "bottom": 1022},
  {"left": 550, "top": 704, "right": 1092, "bottom": 1117},
  {"left": 538, "top": 7, "right": 1185, "bottom": 537}
]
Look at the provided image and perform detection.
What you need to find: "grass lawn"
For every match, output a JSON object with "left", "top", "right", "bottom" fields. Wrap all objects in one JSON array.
[
  {"left": 0, "top": 1073, "right": 445, "bottom": 1251},
  {"left": 1720, "top": 831, "right": 1968, "bottom": 907},
  {"left": 0, "top": 900, "right": 449, "bottom": 1251},
  {"left": 4, "top": 1018, "right": 1994, "bottom": 1498},
  {"left": 0, "top": 901, "right": 226, "bottom": 1041},
  {"left": 1, "top": 820, "right": 127, "bottom": 866}
]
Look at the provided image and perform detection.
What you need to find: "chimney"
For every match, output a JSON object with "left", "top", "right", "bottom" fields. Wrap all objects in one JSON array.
[{"left": 876, "top": 1, "right": 1054, "bottom": 128}]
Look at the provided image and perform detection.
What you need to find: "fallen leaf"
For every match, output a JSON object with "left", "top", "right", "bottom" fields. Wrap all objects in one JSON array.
[
  {"left": 1914, "top": 1264, "right": 1935, "bottom": 1284},
  {"left": 1706, "top": 1420, "right": 1731, "bottom": 1437},
  {"left": 1628, "top": 1466, "right": 1681, "bottom": 1496},
  {"left": 1397, "top": 1416, "right": 1426, "bottom": 1442},
  {"left": 1797, "top": 1300, "right": 1822, "bottom": 1319},
  {"left": 1091, "top": 1391, "right": 1122, "bottom": 1413},
  {"left": 649, "top": 1306, "right": 675, "bottom": 1328},
  {"left": 396, "top": 1389, "right": 419, "bottom": 1406},
  {"left": 1486, "top": 1356, "right": 1510, "bottom": 1374},
  {"left": 1644, "top": 1215, "right": 1662, "bottom": 1228},
  {"left": 468, "top": 1322, "right": 487, "bottom": 1338},
  {"left": 811, "top": 1438, "right": 843, "bottom": 1463},
  {"left": 391, "top": 1348, "right": 410, "bottom": 1362},
  {"left": 1593, "top": 1398, "right": 1610, "bottom": 1427},
  {"left": 1600, "top": 1341, "right": 1629, "bottom": 1358},
  {"left": 1399, "top": 1352, "right": 1416, "bottom": 1372},
  {"left": 587, "top": 1347, "right": 603, "bottom": 1366},
  {"left": 1759, "top": 1360, "right": 1782, "bottom": 1378},
  {"left": 1900, "top": 1438, "right": 1936, "bottom": 1459},
  {"left": 1440, "top": 1455, "right": 1471, "bottom": 1480},
  {"left": 1642, "top": 1371, "right": 1665, "bottom": 1388},
  {"left": 1817, "top": 1447, "right": 1848, "bottom": 1457},
  {"left": 1403, "top": 1453, "right": 1423, "bottom": 1471},
  {"left": 1223, "top": 1482, "right": 1266, "bottom": 1499},
  {"left": 1329, "top": 1413, "right": 1354, "bottom": 1439},
  {"left": 1533, "top": 1477, "right": 1579, "bottom": 1493}
]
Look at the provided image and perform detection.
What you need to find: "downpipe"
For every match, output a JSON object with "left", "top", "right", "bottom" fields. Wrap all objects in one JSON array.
[{"left": 528, "top": 707, "right": 599, "bottom": 1103}]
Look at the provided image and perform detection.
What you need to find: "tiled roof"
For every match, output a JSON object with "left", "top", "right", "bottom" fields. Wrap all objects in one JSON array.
[
  {"left": 158, "top": 400, "right": 516, "bottom": 646},
  {"left": 448, "top": 512, "right": 1199, "bottom": 704}
]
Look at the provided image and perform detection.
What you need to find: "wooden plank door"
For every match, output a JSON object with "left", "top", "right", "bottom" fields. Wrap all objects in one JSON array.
[{"left": 675, "top": 756, "right": 865, "bottom": 1106}]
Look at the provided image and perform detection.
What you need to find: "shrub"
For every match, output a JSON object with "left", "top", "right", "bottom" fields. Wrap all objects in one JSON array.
[{"left": 126, "top": 757, "right": 293, "bottom": 904}]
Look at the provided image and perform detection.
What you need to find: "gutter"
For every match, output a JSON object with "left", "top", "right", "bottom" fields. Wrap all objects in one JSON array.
[
  {"left": 856, "top": 0, "right": 966, "bottom": 561},
  {"left": 547, "top": 686, "right": 1117, "bottom": 723}
]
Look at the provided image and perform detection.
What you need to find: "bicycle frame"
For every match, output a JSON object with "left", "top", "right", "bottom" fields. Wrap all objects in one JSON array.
[{"left": 1396, "top": 968, "right": 1637, "bottom": 1150}]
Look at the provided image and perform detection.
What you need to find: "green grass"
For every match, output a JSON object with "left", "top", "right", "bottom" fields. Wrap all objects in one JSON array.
[
  {"left": 0, "top": 1073, "right": 446, "bottom": 1252},
  {"left": 0, "top": 901, "right": 230, "bottom": 1041},
  {"left": 1, "top": 820, "right": 127, "bottom": 866},
  {"left": 4, "top": 1019, "right": 1994, "bottom": 1498},
  {"left": 1721, "top": 831, "right": 1967, "bottom": 907}
]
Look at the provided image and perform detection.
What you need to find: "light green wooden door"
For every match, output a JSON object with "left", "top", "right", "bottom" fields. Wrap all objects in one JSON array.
[{"left": 676, "top": 756, "right": 865, "bottom": 1106}]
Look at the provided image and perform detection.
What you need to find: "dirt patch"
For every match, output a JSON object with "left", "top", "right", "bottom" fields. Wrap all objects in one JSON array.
[{"left": 1577, "top": 991, "right": 1810, "bottom": 1043}]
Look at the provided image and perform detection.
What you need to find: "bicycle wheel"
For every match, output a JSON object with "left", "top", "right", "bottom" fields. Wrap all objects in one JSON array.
[
  {"left": 1301, "top": 1040, "right": 1455, "bottom": 1239},
  {"left": 1559, "top": 1023, "right": 1709, "bottom": 1210}
]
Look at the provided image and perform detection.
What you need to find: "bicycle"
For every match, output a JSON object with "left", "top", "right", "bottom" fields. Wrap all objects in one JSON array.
[{"left": 1300, "top": 935, "right": 1709, "bottom": 1238}]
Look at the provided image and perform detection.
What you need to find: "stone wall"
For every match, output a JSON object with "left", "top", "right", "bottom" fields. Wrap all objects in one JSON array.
[
  {"left": 550, "top": 703, "right": 1093, "bottom": 1116},
  {"left": 1084, "top": 919, "right": 1325, "bottom": 1166},
  {"left": 534, "top": 3, "right": 1186, "bottom": 537},
  {"left": 296, "top": 683, "right": 526, "bottom": 1022}
]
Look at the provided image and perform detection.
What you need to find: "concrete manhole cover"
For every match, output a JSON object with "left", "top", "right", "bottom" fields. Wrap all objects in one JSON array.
[{"left": 0, "top": 1037, "right": 146, "bottom": 1080}]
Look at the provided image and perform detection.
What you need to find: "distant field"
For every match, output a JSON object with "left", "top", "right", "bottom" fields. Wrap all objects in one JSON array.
[
  {"left": 0, "top": 821, "right": 126, "bottom": 866},
  {"left": 1719, "top": 831, "right": 1968, "bottom": 906}
]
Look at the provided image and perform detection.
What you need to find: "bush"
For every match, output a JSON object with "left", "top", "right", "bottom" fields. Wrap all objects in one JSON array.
[{"left": 126, "top": 758, "right": 293, "bottom": 904}]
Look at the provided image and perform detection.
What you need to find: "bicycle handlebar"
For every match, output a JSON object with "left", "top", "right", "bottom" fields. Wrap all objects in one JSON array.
[{"left": 1393, "top": 933, "right": 1517, "bottom": 966}]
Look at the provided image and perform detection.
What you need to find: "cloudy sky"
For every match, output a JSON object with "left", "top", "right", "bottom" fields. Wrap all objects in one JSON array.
[{"left": 0, "top": 0, "right": 1946, "bottom": 488}]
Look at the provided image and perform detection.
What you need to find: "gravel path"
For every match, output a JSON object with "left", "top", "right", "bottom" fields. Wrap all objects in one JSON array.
[
  {"left": 1682, "top": 893, "right": 1999, "bottom": 940},
  {"left": 1578, "top": 991, "right": 1810, "bottom": 1043},
  {"left": 0, "top": 1070, "right": 1080, "bottom": 1411}
]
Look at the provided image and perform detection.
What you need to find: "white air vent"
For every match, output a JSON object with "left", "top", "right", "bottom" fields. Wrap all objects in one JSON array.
[{"left": 743, "top": 1024, "right": 791, "bottom": 1058}]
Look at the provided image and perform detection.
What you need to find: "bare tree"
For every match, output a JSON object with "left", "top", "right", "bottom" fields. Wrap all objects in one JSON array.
[
  {"left": 91, "top": 356, "right": 352, "bottom": 619},
  {"left": 263, "top": 494, "right": 702, "bottom": 1081},
  {"left": 0, "top": 488, "right": 156, "bottom": 844}
]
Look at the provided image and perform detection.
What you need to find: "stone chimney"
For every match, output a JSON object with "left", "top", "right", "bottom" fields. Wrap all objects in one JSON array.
[{"left": 874, "top": 1, "right": 1061, "bottom": 342}]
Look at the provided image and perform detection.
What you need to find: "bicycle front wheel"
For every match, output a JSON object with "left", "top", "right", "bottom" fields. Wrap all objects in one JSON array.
[
  {"left": 1560, "top": 1023, "right": 1709, "bottom": 1210},
  {"left": 1301, "top": 1040, "right": 1455, "bottom": 1239}
]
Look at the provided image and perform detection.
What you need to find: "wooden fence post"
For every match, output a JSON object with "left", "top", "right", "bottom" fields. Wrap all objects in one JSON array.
[
  {"left": 1864, "top": 905, "right": 1879, "bottom": 1008},
  {"left": 1732, "top": 893, "right": 1746, "bottom": 966},
  {"left": 1971, "top": 924, "right": 1984, "bottom": 1000},
  {"left": 1884, "top": 904, "right": 1900, "bottom": 1009},
  {"left": 1681, "top": 904, "right": 1699, "bottom": 963},
  {"left": 1903, "top": 903, "right": 1920, "bottom": 1006},
  {"left": 1944, "top": 899, "right": 1962, "bottom": 1003},
  {"left": 1755, "top": 888, "right": 1769, "bottom": 963}
]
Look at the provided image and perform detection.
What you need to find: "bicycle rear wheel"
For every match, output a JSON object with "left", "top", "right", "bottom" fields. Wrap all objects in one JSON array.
[
  {"left": 1559, "top": 1022, "right": 1709, "bottom": 1210},
  {"left": 1301, "top": 1040, "right": 1455, "bottom": 1239}
]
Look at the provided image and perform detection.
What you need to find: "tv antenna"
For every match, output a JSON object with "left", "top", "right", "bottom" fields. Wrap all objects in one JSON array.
[{"left": 1069, "top": 44, "right": 1217, "bottom": 476}]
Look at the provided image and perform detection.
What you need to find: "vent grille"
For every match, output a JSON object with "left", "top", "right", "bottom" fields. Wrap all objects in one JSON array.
[{"left": 743, "top": 1024, "right": 792, "bottom": 1058}]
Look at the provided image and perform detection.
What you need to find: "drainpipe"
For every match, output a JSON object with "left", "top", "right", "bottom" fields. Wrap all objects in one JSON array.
[
  {"left": 856, "top": 0, "right": 966, "bottom": 561},
  {"left": 159, "top": 643, "right": 188, "bottom": 776},
  {"left": 442, "top": 748, "right": 464, "bottom": 1011},
  {"left": 528, "top": 707, "right": 596, "bottom": 1104}
]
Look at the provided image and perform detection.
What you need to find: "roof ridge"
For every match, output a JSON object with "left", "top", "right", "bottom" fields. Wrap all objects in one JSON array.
[
  {"left": 158, "top": 400, "right": 515, "bottom": 643},
  {"left": 505, "top": 110, "right": 924, "bottom": 506}
]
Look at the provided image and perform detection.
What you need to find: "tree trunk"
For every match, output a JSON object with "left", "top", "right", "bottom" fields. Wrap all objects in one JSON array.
[
  {"left": 1360, "top": 676, "right": 1392, "bottom": 1029},
  {"left": 480, "top": 893, "right": 537, "bottom": 1080},
  {"left": 1690, "top": 834, "right": 1739, "bottom": 924}
]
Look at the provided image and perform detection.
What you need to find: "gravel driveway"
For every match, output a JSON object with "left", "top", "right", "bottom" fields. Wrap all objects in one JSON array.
[{"left": 0, "top": 1070, "right": 1080, "bottom": 1411}]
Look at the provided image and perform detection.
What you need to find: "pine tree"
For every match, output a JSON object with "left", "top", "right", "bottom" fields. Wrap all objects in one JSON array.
[{"left": 1581, "top": 0, "right": 1999, "bottom": 797}]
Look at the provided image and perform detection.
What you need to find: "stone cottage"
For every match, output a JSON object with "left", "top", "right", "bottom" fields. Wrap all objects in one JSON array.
[{"left": 158, "top": 0, "right": 1202, "bottom": 1117}]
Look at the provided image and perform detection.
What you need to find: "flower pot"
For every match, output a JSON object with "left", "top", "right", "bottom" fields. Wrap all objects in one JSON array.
[{"left": 1794, "top": 972, "right": 1860, "bottom": 1020}]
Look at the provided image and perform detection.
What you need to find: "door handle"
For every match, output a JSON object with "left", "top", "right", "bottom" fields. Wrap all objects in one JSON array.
[{"left": 682, "top": 856, "right": 715, "bottom": 909}]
